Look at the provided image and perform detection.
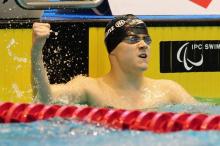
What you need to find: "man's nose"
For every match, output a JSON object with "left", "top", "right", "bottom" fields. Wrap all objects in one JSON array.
[{"left": 138, "top": 40, "right": 148, "bottom": 50}]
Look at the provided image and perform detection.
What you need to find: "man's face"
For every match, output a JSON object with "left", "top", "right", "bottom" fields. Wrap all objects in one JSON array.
[{"left": 110, "top": 34, "right": 151, "bottom": 72}]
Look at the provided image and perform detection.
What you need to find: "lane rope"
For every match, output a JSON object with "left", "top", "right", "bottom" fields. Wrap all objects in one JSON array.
[{"left": 0, "top": 102, "right": 220, "bottom": 133}]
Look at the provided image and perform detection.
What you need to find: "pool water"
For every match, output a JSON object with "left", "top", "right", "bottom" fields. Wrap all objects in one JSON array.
[{"left": 1, "top": 104, "right": 220, "bottom": 146}]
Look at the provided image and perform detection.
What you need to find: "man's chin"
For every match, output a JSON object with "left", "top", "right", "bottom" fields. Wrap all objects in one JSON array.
[{"left": 138, "top": 65, "right": 148, "bottom": 71}]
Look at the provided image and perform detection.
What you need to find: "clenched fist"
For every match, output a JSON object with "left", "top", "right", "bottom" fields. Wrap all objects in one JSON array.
[{"left": 32, "top": 22, "right": 51, "bottom": 46}]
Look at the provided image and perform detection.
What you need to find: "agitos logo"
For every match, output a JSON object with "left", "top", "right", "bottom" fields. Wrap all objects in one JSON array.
[
  {"left": 177, "top": 42, "right": 203, "bottom": 71},
  {"left": 190, "top": 0, "right": 213, "bottom": 8},
  {"left": 160, "top": 41, "right": 220, "bottom": 73}
]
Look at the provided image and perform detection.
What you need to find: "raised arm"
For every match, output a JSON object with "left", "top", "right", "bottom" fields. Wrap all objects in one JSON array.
[
  {"left": 31, "top": 22, "right": 52, "bottom": 104},
  {"left": 31, "top": 22, "right": 88, "bottom": 105}
]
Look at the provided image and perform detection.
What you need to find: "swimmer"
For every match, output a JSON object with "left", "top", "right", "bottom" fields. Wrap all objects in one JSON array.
[{"left": 31, "top": 14, "right": 197, "bottom": 110}]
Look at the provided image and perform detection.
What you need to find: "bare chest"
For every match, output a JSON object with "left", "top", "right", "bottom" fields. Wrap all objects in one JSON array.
[{"left": 87, "top": 83, "right": 171, "bottom": 110}]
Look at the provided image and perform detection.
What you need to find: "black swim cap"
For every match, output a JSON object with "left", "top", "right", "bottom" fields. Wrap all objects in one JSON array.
[{"left": 104, "top": 14, "right": 149, "bottom": 53}]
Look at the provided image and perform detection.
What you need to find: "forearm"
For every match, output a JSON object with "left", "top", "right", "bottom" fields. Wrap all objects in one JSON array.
[{"left": 31, "top": 43, "right": 52, "bottom": 104}]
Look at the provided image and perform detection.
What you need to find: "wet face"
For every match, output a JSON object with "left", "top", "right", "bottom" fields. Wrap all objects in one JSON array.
[{"left": 110, "top": 34, "right": 151, "bottom": 73}]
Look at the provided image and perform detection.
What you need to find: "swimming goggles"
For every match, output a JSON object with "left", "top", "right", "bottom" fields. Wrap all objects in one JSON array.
[{"left": 123, "top": 35, "right": 152, "bottom": 45}]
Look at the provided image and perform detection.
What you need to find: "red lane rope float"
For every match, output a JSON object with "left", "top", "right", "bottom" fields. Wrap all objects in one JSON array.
[
  {"left": 149, "top": 112, "right": 174, "bottom": 133},
  {"left": 201, "top": 115, "right": 220, "bottom": 130},
  {"left": 184, "top": 113, "right": 208, "bottom": 130},
  {"left": 54, "top": 105, "right": 77, "bottom": 118},
  {"left": 20, "top": 103, "right": 45, "bottom": 122},
  {"left": 85, "top": 108, "right": 109, "bottom": 123},
  {"left": 5, "top": 103, "right": 29, "bottom": 123},
  {"left": 130, "top": 112, "right": 157, "bottom": 130},
  {"left": 1, "top": 102, "right": 220, "bottom": 133},
  {"left": 166, "top": 113, "right": 191, "bottom": 132},
  {"left": 0, "top": 102, "right": 13, "bottom": 123}
]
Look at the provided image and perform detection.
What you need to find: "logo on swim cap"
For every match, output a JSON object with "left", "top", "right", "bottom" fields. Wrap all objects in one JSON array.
[
  {"left": 129, "top": 19, "right": 144, "bottom": 26},
  {"left": 105, "top": 26, "right": 115, "bottom": 38},
  {"left": 115, "top": 20, "right": 126, "bottom": 27}
]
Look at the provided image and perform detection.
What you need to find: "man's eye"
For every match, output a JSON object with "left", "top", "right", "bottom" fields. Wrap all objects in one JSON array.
[
  {"left": 143, "top": 36, "right": 147, "bottom": 40},
  {"left": 143, "top": 36, "right": 152, "bottom": 44},
  {"left": 129, "top": 36, "right": 139, "bottom": 42}
]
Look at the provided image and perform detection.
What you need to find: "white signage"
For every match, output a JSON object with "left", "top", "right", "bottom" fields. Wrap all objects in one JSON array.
[{"left": 108, "top": 0, "right": 220, "bottom": 15}]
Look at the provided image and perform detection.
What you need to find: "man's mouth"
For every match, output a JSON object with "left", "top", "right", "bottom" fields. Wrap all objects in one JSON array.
[{"left": 138, "top": 53, "right": 147, "bottom": 58}]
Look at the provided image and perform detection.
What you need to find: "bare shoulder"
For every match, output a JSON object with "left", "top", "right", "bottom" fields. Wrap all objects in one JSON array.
[
  {"left": 152, "top": 78, "right": 197, "bottom": 104},
  {"left": 155, "top": 79, "right": 179, "bottom": 88},
  {"left": 144, "top": 78, "right": 178, "bottom": 94},
  {"left": 65, "top": 75, "right": 100, "bottom": 93},
  {"left": 153, "top": 78, "right": 189, "bottom": 95},
  {"left": 144, "top": 77, "right": 176, "bottom": 88},
  {"left": 68, "top": 74, "right": 97, "bottom": 85},
  {"left": 50, "top": 74, "right": 98, "bottom": 96}
]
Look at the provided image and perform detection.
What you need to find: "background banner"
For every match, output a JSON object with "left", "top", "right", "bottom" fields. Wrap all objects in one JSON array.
[{"left": 109, "top": 0, "right": 220, "bottom": 15}]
